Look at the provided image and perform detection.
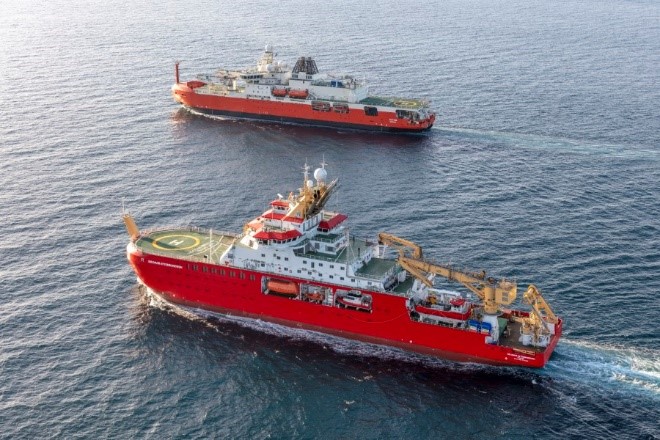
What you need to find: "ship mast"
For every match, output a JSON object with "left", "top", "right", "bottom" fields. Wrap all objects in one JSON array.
[
  {"left": 122, "top": 202, "right": 140, "bottom": 240},
  {"left": 287, "top": 161, "right": 338, "bottom": 220},
  {"left": 257, "top": 44, "right": 275, "bottom": 72}
]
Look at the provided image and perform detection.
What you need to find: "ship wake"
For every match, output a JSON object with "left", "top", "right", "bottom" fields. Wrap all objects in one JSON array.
[
  {"left": 433, "top": 126, "right": 658, "bottom": 160},
  {"left": 542, "top": 339, "right": 660, "bottom": 399},
  {"left": 143, "top": 288, "right": 660, "bottom": 397}
]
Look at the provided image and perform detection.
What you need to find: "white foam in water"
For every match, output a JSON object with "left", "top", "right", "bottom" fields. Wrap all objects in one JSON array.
[
  {"left": 433, "top": 126, "right": 659, "bottom": 159},
  {"left": 146, "top": 288, "right": 660, "bottom": 394},
  {"left": 543, "top": 338, "right": 660, "bottom": 398}
]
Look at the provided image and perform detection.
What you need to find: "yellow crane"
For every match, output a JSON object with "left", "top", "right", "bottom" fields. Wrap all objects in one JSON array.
[
  {"left": 517, "top": 284, "right": 560, "bottom": 345},
  {"left": 378, "top": 233, "right": 557, "bottom": 340},
  {"left": 376, "top": 232, "right": 423, "bottom": 259}
]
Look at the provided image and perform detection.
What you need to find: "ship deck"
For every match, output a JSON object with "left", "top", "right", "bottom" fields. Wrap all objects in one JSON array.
[
  {"left": 297, "top": 238, "right": 400, "bottom": 282},
  {"left": 356, "top": 257, "right": 397, "bottom": 279},
  {"left": 296, "top": 237, "right": 372, "bottom": 265},
  {"left": 135, "top": 228, "right": 237, "bottom": 262},
  {"left": 498, "top": 320, "right": 546, "bottom": 354},
  {"left": 359, "top": 96, "right": 428, "bottom": 110},
  {"left": 391, "top": 276, "right": 415, "bottom": 294}
]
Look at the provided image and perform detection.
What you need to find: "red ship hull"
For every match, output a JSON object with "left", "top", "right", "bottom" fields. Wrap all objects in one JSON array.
[
  {"left": 172, "top": 83, "right": 436, "bottom": 133},
  {"left": 128, "top": 250, "right": 562, "bottom": 368}
]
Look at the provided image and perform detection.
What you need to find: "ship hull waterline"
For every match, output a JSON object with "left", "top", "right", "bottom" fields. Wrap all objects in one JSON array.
[
  {"left": 173, "top": 85, "right": 435, "bottom": 134},
  {"left": 129, "top": 250, "right": 561, "bottom": 368}
]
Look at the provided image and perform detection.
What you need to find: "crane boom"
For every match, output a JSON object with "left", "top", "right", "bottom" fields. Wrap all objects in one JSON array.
[
  {"left": 379, "top": 232, "right": 559, "bottom": 345},
  {"left": 399, "top": 256, "right": 517, "bottom": 315},
  {"left": 377, "top": 232, "right": 423, "bottom": 259},
  {"left": 379, "top": 232, "right": 517, "bottom": 314},
  {"left": 523, "top": 284, "right": 558, "bottom": 324}
]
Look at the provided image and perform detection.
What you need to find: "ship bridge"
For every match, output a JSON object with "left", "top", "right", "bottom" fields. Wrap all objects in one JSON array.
[{"left": 225, "top": 162, "right": 412, "bottom": 294}]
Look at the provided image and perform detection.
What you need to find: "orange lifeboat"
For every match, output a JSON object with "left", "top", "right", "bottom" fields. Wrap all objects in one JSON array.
[
  {"left": 272, "top": 87, "right": 288, "bottom": 97},
  {"left": 288, "top": 89, "right": 309, "bottom": 99},
  {"left": 267, "top": 279, "right": 298, "bottom": 297},
  {"left": 185, "top": 80, "right": 206, "bottom": 89}
]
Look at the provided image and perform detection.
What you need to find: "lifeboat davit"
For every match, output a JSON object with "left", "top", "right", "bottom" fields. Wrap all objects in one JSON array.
[
  {"left": 272, "top": 87, "right": 288, "bottom": 97},
  {"left": 288, "top": 89, "right": 309, "bottom": 99},
  {"left": 267, "top": 279, "right": 298, "bottom": 297}
]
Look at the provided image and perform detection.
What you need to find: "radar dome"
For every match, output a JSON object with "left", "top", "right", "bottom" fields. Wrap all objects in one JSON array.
[
  {"left": 313, "top": 167, "right": 327, "bottom": 182},
  {"left": 265, "top": 44, "right": 273, "bottom": 53},
  {"left": 307, "top": 179, "right": 314, "bottom": 188}
]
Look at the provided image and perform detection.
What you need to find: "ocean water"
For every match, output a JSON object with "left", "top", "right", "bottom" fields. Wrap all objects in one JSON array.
[{"left": 1, "top": 0, "right": 659, "bottom": 438}]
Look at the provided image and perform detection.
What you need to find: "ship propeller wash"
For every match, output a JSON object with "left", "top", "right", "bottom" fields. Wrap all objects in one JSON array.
[
  {"left": 124, "top": 163, "right": 561, "bottom": 367},
  {"left": 172, "top": 45, "right": 435, "bottom": 133}
]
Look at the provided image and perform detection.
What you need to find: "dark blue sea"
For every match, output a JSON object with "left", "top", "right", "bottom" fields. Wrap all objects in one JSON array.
[{"left": 1, "top": 0, "right": 659, "bottom": 438}]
